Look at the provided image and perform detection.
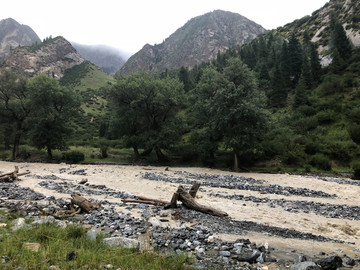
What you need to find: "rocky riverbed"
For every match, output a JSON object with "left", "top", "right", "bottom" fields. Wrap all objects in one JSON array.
[{"left": 0, "top": 161, "right": 359, "bottom": 269}]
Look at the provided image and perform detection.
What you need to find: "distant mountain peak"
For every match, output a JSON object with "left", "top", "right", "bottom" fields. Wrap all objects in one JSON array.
[
  {"left": 118, "top": 10, "right": 266, "bottom": 75},
  {"left": 0, "top": 17, "right": 41, "bottom": 60}
]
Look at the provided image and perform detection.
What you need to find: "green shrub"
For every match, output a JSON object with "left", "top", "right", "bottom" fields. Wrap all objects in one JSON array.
[
  {"left": 63, "top": 151, "right": 85, "bottom": 163},
  {"left": 305, "top": 140, "right": 320, "bottom": 155},
  {"left": 310, "top": 154, "right": 332, "bottom": 171},
  {"left": 315, "top": 110, "right": 336, "bottom": 125},
  {"left": 294, "top": 116, "right": 318, "bottom": 132},
  {"left": 351, "top": 161, "right": 360, "bottom": 180},
  {"left": 348, "top": 124, "right": 360, "bottom": 144},
  {"left": 318, "top": 74, "right": 344, "bottom": 95}
]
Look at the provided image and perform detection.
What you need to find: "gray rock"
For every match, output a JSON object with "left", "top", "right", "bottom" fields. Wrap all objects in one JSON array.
[
  {"left": 86, "top": 229, "right": 97, "bottom": 241},
  {"left": 195, "top": 246, "right": 205, "bottom": 255},
  {"left": 290, "top": 261, "right": 320, "bottom": 270},
  {"left": 12, "top": 218, "right": 30, "bottom": 231},
  {"left": 55, "top": 220, "right": 67, "bottom": 229},
  {"left": 159, "top": 210, "right": 169, "bottom": 217},
  {"left": 219, "top": 251, "right": 231, "bottom": 257},
  {"left": 103, "top": 236, "right": 139, "bottom": 249},
  {"left": 346, "top": 258, "right": 355, "bottom": 266},
  {"left": 316, "top": 256, "right": 342, "bottom": 270},
  {"left": 32, "top": 216, "right": 55, "bottom": 225},
  {"left": 148, "top": 217, "right": 162, "bottom": 228},
  {"left": 36, "top": 200, "right": 50, "bottom": 208}
]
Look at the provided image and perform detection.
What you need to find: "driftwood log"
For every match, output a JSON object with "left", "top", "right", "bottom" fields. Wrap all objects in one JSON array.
[
  {"left": 120, "top": 182, "right": 228, "bottom": 218},
  {"left": 189, "top": 183, "right": 201, "bottom": 198},
  {"left": 0, "top": 166, "right": 30, "bottom": 183},
  {"left": 71, "top": 194, "right": 99, "bottom": 213},
  {"left": 122, "top": 196, "right": 170, "bottom": 206},
  {"left": 174, "top": 185, "right": 228, "bottom": 218}
]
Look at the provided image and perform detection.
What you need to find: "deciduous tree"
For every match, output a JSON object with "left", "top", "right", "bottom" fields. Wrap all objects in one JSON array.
[
  {"left": 0, "top": 69, "right": 30, "bottom": 159},
  {"left": 27, "top": 75, "right": 80, "bottom": 159},
  {"left": 108, "top": 72, "right": 185, "bottom": 162}
]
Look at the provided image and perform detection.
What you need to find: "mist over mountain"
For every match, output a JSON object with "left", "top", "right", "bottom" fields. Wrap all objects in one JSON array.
[
  {"left": 71, "top": 42, "right": 128, "bottom": 76},
  {"left": 118, "top": 10, "right": 267, "bottom": 75},
  {"left": 0, "top": 18, "right": 41, "bottom": 60}
]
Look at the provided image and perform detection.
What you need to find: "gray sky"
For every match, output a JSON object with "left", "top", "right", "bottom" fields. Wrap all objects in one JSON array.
[{"left": 2, "top": 0, "right": 329, "bottom": 57}]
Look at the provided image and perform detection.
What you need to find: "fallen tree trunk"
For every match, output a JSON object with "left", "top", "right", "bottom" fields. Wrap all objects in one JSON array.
[
  {"left": 0, "top": 166, "right": 30, "bottom": 183},
  {"left": 122, "top": 199, "right": 165, "bottom": 206},
  {"left": 175, "top": 185, "right": 228, "bottom": 218},
  {"left": 136, "top": 196, "right": 170, "bottom": 205},
  {"left": 71, "top": 194, "right": 99, "bottom": 213}
]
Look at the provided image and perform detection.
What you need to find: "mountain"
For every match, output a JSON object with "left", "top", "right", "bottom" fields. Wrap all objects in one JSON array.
[
  {"left": 0, "top": 18, "right": 41, "bottom": 60},
  {"left": 71, "top": 43, "right": 127, "bottom": 76},
  {"left": 1, "top": 36, "right": 85, "bottom": 78},
  {"left": 118, "top": 10, "right": 266, "bottom": 75}
]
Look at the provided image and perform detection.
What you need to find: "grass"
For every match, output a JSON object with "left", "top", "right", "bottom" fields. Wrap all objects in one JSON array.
[{"left": 0, "top": 212, "right": 193, "bottom": 270}]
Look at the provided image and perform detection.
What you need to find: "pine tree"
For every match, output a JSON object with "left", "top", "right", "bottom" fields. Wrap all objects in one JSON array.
[
  {"left": 269, "top": 63, "right": 288, "bottom": 107},
  {"left": 287, "top": 33, "right": 303, "bottom": 87},
  {"left": 309, "top": 43, "right": 322, "bottom": 85},
  {"left": 331, "top": 19, "right": 352, "bottom": 61}
]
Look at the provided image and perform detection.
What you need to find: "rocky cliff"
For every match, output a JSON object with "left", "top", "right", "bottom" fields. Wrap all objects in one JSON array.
[
  {"left": 2, "top": 36, "right": 85, "bottom": 78},
  {"left": 118, "top": 10, "right": 266, "bottom": 75},
  {"left": 0, "top": 18, "right": 41, "bottom": 60}
]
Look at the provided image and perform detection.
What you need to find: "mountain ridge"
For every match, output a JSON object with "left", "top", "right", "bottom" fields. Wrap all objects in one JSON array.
[{"left": 118, "top": 10, "right": 267, "bottom": 75}]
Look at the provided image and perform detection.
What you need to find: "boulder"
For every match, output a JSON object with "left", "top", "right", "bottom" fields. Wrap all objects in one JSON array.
[
  {"left": 103, "top": 236, "right": 139, "bottom": 249},
  {"left": 290, "top": 261, "right": 320, "bottom": 270},
  {"left": 316, "top": 256, "right": 342, "bottom": 270}
]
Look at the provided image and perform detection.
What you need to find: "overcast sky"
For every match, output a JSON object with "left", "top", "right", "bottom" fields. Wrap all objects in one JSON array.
[{"left": 2, "top": 0, "right": 329, "bottom": 57}]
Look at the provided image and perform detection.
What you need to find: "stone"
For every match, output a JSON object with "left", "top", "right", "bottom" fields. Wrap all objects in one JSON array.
[
  {"left": 36, "top": 200, "right": 50, "bottom": 208},
  {"left": 195, "top": 246, "right": 205, "bottom": 255},
  {"left": 316, "top": 256, "right": 343, "bottom": 270},
  {"left": 86, "top": 229, "right": 97, "bottom": 241},
  {"left": 103, "top": 237, "right": 139, "bottom": 249},
  {"left": 148, "top": 217, "right": 162, "bottom": 228},
  {"left": 207, "top": 235, "right": 215, "bottom": 242},
  {"left": 263, "top": 263, "right": 281, "bottom": 270},
  {"left": 1, "top": 256, "right": 10, "bottom": 264},
  {"left": 236, "top": 250, "right": 261, "bottom": 263},
  {"left": 345, "top": 258, "right": 355, "bottom": 266},
  {"left": 159, "top": 210, "right": 169, "bottom": 217},
  {"left": 0, "top": 223, "right": 7, "bottom": 228},
  {"left": 23, "top": 242, "right": 41, "bottom": 252},
  {"left": 290, "top": 261, "right": 320, "bottom": 270},
  {"left": 55, "top": 220, "right": 67, "bottom": 229},
  {"left": 12, "top": 218, "right": 30, "bottom": 231},
  {"left": 219, "top": 251, "right": 231, "bottom": 257},
  {"left": 32, "top": 216, "right": 55, "bottom": 225}
]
